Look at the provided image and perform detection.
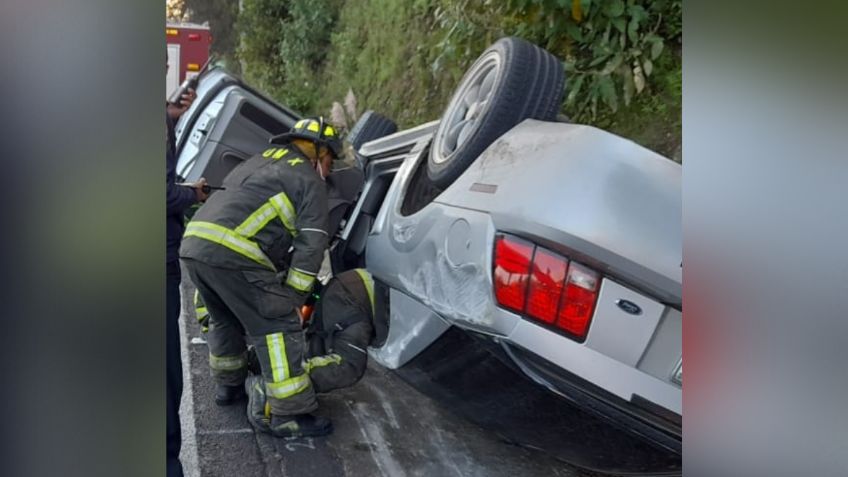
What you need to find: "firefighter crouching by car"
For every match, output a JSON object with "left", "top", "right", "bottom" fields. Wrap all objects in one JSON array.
[
  {"left": 180, "top": 117, "right": 341, "bottom": 438},
  {"left": 243, "top": 268, "right": 385, "bottom": 432},
  {"left": 304, "top": 268, "right": 376, "bottom": 392}
]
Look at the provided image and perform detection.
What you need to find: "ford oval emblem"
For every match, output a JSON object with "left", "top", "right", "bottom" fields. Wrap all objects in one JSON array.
[{"left": 616, "top": 299, "right": 642, "bottom": 316}]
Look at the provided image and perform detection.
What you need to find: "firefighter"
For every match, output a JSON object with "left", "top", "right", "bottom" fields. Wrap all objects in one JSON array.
[
  {"left": 305, "top": 268, "right": 376, "bottom": 392},
  {"left": 180, "top": 117, "right": 341, "bottom": 438},
  {"left": 246, "top": 269, "right": 381, "bottom": 433}
]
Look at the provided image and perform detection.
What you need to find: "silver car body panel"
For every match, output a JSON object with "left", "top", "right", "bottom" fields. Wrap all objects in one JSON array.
[
  {"left": 586, "top": 279, "right": 666, "bottom": 367},
  {"left": 508, "top": 314, "right": 680, "bottom": 413},
  {"left": 368, "top": 288, "right": 452, "bottom": 369},
  {"left": 637, "top": 307, "right": 682, "bottom": 384},
  {"left": 440, "top": 119, "right": 681, "bottom": 305},
  {"left": 364, "top": 119, "right": 681, "bottom": 416},
  {"left": 358, "top": 120, "right": 440, "bottom": 159},
  {"left": 175, "top": 85, "right": 236, "bottom": 178},
  {"left": 174, "top": 68, "right": 238, "bottom": 146}
]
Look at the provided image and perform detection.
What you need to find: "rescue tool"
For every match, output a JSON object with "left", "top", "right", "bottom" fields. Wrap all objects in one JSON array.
[{"left": 177, "top": 183, "right": 225, "bottom": 194}]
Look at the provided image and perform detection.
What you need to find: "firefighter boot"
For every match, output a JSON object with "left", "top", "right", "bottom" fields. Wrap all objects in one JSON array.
[
  {"left": 269, "top": 414, "right": 333, "bottom": 438},
  {"left": 245, "top": 375, "right": 270, "bottom": 433},
  {"left": 215, "top": 384, "right": 247, "bottom": 406}
]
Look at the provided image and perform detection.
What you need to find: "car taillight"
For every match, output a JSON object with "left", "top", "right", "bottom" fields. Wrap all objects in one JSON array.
[
  {"left": 526, "top": 249, "right": 568, "bottom": 324},
  {"left": 493, "top": 233, "right": 602, "bottom": 342},
  {"left": 556, "top": 262, "right": 600, "bottom": 340},
  {"left": 493, "top": 234, "right": 534, "bottom": 312}
]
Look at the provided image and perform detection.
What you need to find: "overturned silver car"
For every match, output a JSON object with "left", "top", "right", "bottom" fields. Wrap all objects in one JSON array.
[{"left": 176, "top": 37, "right": 681, "bottom": 454}]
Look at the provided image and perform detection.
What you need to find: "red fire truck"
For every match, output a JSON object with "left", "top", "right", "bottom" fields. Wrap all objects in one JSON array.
[{"left": 166, "top": 22, "right": 211, "bottom": 98}]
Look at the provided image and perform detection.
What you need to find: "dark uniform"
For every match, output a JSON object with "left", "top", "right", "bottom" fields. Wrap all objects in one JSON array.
[
  {"left": 246, "top": 269, "right": 378, "bottom": 431},
  {"left": 167, "top": 112, "right": 197, "bottom": 477},
  {"left": 305, "top": 268, "right": 376, "bottom": 392},
  {"left": 180, "top": 138, "right": 330, "bottom": 417}
]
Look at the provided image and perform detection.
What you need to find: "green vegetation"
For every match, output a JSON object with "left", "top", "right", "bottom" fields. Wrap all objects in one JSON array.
[{"left": 235, "top": 0, "right": 681, "bottom": 159}]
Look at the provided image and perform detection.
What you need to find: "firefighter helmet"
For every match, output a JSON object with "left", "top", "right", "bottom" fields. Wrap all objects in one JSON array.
[{"left": 271, "top": 116, "right": 343, "bottom": 159}]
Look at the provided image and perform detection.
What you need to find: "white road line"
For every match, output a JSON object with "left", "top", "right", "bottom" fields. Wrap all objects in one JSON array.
[
  {"left": 179, "top": 274, "right": 201, "bottom": 477},
  {"left": 198, "top": 428, "right": 255, "bottom": 435}
]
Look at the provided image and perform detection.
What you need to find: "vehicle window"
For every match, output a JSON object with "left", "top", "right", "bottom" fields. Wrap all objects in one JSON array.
[{"left": 239, "top": 102, "right": 288, "bottom": 136}]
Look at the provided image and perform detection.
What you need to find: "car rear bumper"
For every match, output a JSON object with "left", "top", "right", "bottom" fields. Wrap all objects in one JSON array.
[
  {"left": 502, "top": 311, "right": 681, "bottom": 415},
  {"left": 369, "top": 282, "right": 682, "bottom": 454}
]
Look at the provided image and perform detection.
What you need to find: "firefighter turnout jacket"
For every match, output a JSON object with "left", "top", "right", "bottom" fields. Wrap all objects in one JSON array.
[{"left": 180, "top": 145, "right": 329, "bottom": 305}]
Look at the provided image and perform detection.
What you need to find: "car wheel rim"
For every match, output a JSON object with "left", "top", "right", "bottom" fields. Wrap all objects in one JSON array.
[{"left": 433, "top": 52, "right": 500, "bottom": 165}]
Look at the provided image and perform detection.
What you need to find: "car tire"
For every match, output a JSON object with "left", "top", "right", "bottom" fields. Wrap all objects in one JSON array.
[
  {"left": 427, "top": 37, "right": 565, "bottom": 188},
  {"left": 347, "top": 110, "right": 398, "bottom": 151}
]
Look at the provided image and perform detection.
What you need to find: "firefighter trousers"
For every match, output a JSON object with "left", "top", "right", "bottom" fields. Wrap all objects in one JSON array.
[
  {"left": 182, "top": 258, "right": 317, "bottom": 416},
  {"left": 249, "top": 319, "right": 373, "bottom": 428}
]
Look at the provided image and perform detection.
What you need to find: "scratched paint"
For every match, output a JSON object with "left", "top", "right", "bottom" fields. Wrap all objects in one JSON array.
[{"left": 398, "top": 250, "right": 494, "bottom": 326}]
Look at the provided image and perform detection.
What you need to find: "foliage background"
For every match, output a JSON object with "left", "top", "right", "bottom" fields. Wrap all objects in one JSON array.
[{"left": 169, "top": 0, "right": 681, "bottom": 160}]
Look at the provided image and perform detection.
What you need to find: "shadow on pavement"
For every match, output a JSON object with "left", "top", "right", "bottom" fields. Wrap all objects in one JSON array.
[{"left": 393, "top": 327, "right": 682, "bottom": 476}]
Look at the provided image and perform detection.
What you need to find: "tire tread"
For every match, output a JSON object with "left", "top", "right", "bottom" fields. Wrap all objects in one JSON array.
[
  {"left": 348, "top": 110, "right": 398, "bottom": 151},
  {"left": 428, "top": 37, "right": 566, "bottom": 187}
]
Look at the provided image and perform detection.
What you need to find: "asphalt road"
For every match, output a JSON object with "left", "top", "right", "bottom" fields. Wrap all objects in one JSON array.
[
  {"left": 178, "top": 278, "right": 600, "bottom": 477},
  {"left": 178, "top": 273, "right": 682, "bottom": 477}
]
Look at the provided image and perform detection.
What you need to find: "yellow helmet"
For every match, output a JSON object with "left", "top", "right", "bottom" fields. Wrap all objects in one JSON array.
[{"left": 271, "top": 116, "right": 343, "bottom": 158}]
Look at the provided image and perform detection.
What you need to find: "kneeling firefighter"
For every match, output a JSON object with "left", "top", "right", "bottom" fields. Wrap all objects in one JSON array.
[
  {"left": 181, "top": 117, "right": 341, "bottom": 438},
  {"left": 245, "top": 268, "right": 387, "bottom": 433}
]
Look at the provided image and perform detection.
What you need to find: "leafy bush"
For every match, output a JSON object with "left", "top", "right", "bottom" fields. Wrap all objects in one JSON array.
[
  {"left": 535, "top": 0, "right": 681, "bottom": 121},
  {"left": 427, "top": 0, "right": 681, "bottom": 122},
  {"left": 234, "top": 0, "right": 681, "bottom": 158},
  {"left": 420, "top": 0, "right": 682, "bottom": 157},
  {"left": 238, "top": 0, "right": 343, "bottom": 113}
]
